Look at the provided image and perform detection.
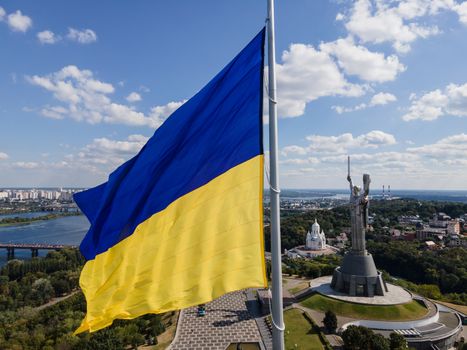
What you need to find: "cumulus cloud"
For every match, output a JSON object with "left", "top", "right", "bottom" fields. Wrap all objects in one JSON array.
[
  {"left": 274, "top": 43, "right": 365, "bottom": 118},
  {"left": 403, "top": 83, "right": 467, "bottom": 121},
  {"left": 306, "top": 130, "right": 396, "bottom": 154},
  {"left": 84, "top": 134, "right": 149, "bottom": 156},
  {"left": 37, "top": 30, "right": 60, "bottom": 44},
  {"left": 455, "top": 1, "right": 467, "bottom": 24},
  {"left": 126, "top": 92, "right": 142, "bottom": 102},
  {"left": 67, "top": 28, "right": 97, "bottom": 44},
  {"left": 336, "top": 12, "right": 345, "bottom": 21},
  {"left": 281, "top": 130, "right": 397, "bottom": 159},
  {"left": 40, "top": 105, "right": 68, "bottom": 119},
  {"left": 320, "top": 151, "right": 420, "bottom": 170},
  {"left": 63, "top": 134, "right": 150, "bottom": 175},
  {"left": 332, "top": 92, "right": 397, "bottom": 114},
  {"left": 272, "top": 33, "right": 408, "bottom": 119},
  {"left": 344, "top": 0, "right": 448, "bottom": 53},
  {"left": 0, "top": 152, "right": 8, "bottom": 160},
  {"left": 0, "top": 7, "right": 5, "bottom": 21},
  {"left": 281, "top": 157, "right": 320, "bottom": 165},
  {"left": 281, "top": 145, "right": 307, "bottom": 157},
  {"left": 370, "top": 92, "right": 397, "bottom": 105},
  {"left": 320, "top": 37, "right": 405, "bottom": 82},
  {"left": 278, "top": 132, "right": 467, "bottom": 189},
  {"left": 148, "top": 101, "right": 187, "bottom": 129},
  {"left": 12, "top": 162, "right": 39, "bottom": 169},
  {"left": 27, "top": 65, "right": 185, "bottom": 128},
  {"left": 6, "top": 10, "right": 32, "bottom": 32},
  {"left": 407, "top": 133, "right": 467, "bottom": 158},
  {"left": 332, "top": 103, "right": 367, "bottom": 114}
]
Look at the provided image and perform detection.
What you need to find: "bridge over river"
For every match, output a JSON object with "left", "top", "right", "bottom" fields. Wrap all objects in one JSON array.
[{"left": 0, "top": 243, "right": 78, "bottom": 260}]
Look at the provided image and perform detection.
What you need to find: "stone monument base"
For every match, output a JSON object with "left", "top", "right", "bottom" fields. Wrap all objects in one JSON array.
[
  {"left": 331, "top": 252, "right": 388, "bottom": 297},
  {"left": 310, "top": 276, "right": 412, "bottom": 305}
]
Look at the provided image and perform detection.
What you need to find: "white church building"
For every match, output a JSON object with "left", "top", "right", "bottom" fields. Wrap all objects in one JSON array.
[
  {"left": 306, "top": 219, "right": 326, "bottom": 250},
  {"left": 285, "top": 219, "right": 337, "bottom": 259}
]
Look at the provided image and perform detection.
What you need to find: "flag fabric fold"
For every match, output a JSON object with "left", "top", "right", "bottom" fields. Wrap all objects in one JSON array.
[{"left": 74, "top": 28, "right": 267, "bottom": 333}]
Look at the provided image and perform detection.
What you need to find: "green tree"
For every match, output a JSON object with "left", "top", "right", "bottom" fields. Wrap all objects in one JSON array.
[
  {"left": 389, "top": 332, "right": 407, "bottom": 349},
  {"left": 118, "top": 324, "right": 145, "bottom": 349},
  {"left": 371, "top": 334, "right": 390, "bottom": 350},
  {"left": 75, "top": 328, "right": 125, "bottom": 350},
  {"left": 323, "top": 310, "right": 337, "bottom": 333},
  {"left": 342, "top": 325, "right": 391, "bottom": 350},
  {"left": 342, "top": 325, "right": 373, "bottom": 349},
  {"left": 417, "top": 284, "right": 442, "bottom": 299},
  {"left": 32, "top": 278, "right": 55, "bottom": 304}
]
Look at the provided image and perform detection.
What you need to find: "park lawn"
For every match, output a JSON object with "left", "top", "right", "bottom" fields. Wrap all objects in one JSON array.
[
  {"left": 300, "top": 293, "right": 428, "bottom": 321},
  {"left": 289, "top": 282, "right": 310, "bottom": 295},
  {"left": 284, "top": 308, "right": 324, "bottom": 350}
]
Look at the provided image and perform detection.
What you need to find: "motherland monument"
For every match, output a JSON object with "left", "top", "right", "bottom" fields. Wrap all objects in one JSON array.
[{"left": 331, "top": 157, "right": 388, "bottom": 297}]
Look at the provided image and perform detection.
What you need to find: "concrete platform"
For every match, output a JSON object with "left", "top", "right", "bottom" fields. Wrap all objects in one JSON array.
[
  {"left": 169, "top": 290, "right": 270, "bottom": 350},
  {"left": 310, "top": 276, "right": 412, "bottom": 305}
]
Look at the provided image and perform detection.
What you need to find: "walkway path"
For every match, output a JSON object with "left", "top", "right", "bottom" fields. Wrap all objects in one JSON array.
[
  {"left": 34, "top": 290, "right": 80, "bottom": 312},
  {"left": 293, "top": 302, "right": 355, "bottom": 329},
  {"left": 169, "top": 290, "right": 269, "bottom": 350}
]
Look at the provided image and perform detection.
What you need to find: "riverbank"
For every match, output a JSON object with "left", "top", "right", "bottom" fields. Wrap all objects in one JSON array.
[
  {"left": 0, "top": 221, "right": 31, "bottom": 227},
  {"left": 0, "top": 212, "right": 82, "bottom": 227}
]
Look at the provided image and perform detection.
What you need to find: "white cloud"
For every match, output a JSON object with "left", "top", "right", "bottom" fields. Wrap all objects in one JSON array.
[
  {"left": 332, "top": 103, "right": 367, "bottom": 114},
  {"left": 67, "top": 28, "right": 97, "bottom": 44},
  {"left": 13, "top": 162, "right": 39, "bottom": 169},
  {"left": 0, "top": 7, "right": 5, "bottom": 21},
  {"left": 306, "top": 130, "right": 396, "bottom": 154},
  {"left": 85, "top": 134, "right": 149, "bottom": 155},
  {"left": 272, "top": 36, "right": 405, "bottom": 118},
  {"left": 407, "top": 133, "right": 467, "bottom": 158},
  {"left": 27, "top": 65, "right": 185, "bottom": 128},
  {"left": 7, "top": 10, "right": 32, "bottom": 32},
  {"left": 278, "top": 131, "right": 467, "bottom": 189},
  {"left": 0, "top": 152, "right": 8, "bottom": 160},
  {"left": 321, "top": 151, "right": 420, "bottom": 169},
  {"left": 320, "top": 37, "right": 405, "bottom": 82},
  {"left": 344, "top": 0, "right": 447, "bottom": 53},
  {"left": 332, "top": 92, "right": 397, "bottom": 114},
  {"left": 370, "top": 92, "right": 397, "bottom": 105},
  {"left": 275, "top": 43, "right": 366, "bottom": 118},
  {"left": 126, "top": 92, "right": 142, "bottom": 102},
  {"left": 454, "top": 1, "right": 467, "bottom": 24},
  {"left": 281, "top": 145, "right": 307, "bottom": 156},
  {"left": 37, "top": 30, "right": 60, "bottom": 44},
  {"left": 281, "top": 157, "right": 320, "bottom": 165},
  {"left": 148, "top": 100, "right": 186, "bottom": 129},
  {"left": 0, "top": 135, "right": 152, "bottom": 185},
  {"left": 40, "top": 106, "right": 68, "bottom": 119},
  {"left": 281, "top": 131, "right": 397, "bottom": 159},
  {"left": 403, "top": 83, "right": 467, "bottom": 121},
  {"left": 63, "top": 134, "right": 150, "bottom": 175}
]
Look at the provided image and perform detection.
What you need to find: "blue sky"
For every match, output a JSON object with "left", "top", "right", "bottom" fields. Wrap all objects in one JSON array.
[{"left": 1, "top": 0, "right": 467, "bottom": 189}]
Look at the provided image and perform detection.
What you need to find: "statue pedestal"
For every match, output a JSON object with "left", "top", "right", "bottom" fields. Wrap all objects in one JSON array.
[{"left": 331, "top": 252, "right": 388, "bottom": 297}]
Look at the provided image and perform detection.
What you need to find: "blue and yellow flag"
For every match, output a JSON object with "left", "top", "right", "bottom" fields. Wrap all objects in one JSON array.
[{"left": 73, "top": 29, "right": 267, "bottom": 333}]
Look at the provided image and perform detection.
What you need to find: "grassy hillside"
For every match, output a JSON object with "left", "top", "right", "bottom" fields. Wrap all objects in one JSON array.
[{"left": 300, "top": 293, "right": 428, "bottom": 321}]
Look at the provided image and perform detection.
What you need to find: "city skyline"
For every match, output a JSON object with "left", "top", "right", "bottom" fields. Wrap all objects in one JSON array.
[{"left": 1, "top": 1, "right": 467, "bottom": 189}]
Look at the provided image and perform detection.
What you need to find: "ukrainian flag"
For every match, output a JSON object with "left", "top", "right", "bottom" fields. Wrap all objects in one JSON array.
[{"left": 73, "top": 29, "right": 267, "bottom": 333}]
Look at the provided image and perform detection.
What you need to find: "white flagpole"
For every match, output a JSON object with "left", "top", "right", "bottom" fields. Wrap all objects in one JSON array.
[{"left": 267, "top": 0, "right": 285, "bottom": 348}]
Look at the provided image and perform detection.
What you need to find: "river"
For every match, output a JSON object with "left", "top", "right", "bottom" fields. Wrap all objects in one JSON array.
[{"left": 0, "top": 213, "right": 89, "bottom": 266}]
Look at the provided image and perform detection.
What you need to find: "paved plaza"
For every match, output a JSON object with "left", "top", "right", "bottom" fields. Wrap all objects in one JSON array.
[
  {"left": 309, "top": 276, "right": 413, "bottom": 305},
  {"left": 169, "top": 290, "right": 271, "bottom": 350}
]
